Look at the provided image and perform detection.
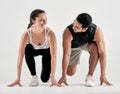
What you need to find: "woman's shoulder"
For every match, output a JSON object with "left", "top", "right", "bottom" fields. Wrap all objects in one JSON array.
[
  {"left": 23, "top": 29, "right": 30, "bottom": 35},
  {"left": 46, "top": 26, "right": 52, "bottom": 32},
  {"left": 45, "top": 27, "right": 56, "bottom": 40},
  {"left": 45, "top": 26, "right": 55, "bottom": 35},
  {"left": 20, "top": 30, "right": 30, "bottom": 40}
]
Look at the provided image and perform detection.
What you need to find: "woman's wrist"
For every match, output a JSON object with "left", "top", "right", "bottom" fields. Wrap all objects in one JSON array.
[
  {"left": 17, "top": 77, "right": 21, "bottom": 81},
  {"left": 50, "top": 74, "right": 55, "bottom": 79}
]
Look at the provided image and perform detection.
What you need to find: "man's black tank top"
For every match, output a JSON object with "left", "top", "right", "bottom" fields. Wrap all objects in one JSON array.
[{"left": 67, "top": 23, "right": 97, "bottom": 48}]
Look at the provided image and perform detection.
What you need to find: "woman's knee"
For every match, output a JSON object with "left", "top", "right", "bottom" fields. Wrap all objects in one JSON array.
[{"left": 41, "top": 75, "right": 50, "bottom": 83}]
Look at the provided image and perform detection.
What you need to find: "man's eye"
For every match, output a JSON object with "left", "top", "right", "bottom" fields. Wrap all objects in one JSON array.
[{"left": 75, "top": 26, "right": 79, "bottom": 29}]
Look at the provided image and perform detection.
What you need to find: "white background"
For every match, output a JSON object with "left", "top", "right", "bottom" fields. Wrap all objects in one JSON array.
[{"left": 0, "top": 0, "right": 120, "bottom": 93}]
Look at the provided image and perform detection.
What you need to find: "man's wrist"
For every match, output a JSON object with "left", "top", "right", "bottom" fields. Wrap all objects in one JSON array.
[
  {"left": 100, "top": 74, "right": 105, "bottom": 78},
  {"left": 62, "top": 74, "right": 66, "bottom": 78}
]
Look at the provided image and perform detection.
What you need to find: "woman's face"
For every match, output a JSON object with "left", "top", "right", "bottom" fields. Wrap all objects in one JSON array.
[{"left": 32, "top": 13, "right": 47, "bottom": 29}]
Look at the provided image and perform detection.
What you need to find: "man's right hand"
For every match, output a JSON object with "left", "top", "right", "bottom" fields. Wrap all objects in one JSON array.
[
  {"left": 58, "top": 76, "right": 68, "bottom": 86},
  {"left": 8, "top": 78, "right": 22, "bottom": 87}
]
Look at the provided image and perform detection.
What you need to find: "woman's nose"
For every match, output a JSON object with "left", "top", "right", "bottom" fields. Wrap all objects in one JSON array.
[{"left": 41, "top": 20, "right": 47, "bottom": 25}]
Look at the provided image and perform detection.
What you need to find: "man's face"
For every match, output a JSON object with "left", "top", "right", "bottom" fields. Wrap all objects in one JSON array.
[{"left": 72, "top": 19, "right": 87, "bottom": 33}]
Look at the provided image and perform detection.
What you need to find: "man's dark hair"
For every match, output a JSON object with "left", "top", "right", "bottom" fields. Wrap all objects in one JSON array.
[{"left": 76, "top": 13, "right": 92, "bottom": 28}]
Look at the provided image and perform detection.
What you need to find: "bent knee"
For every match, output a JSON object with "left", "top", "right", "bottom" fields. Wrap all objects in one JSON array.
[
  {"left": 41, "top": 78, "right": 49, "bottom": 83},
  {"left": 67, "top": 65, "right": 77, "bottom": 76},
  {"left": 41, "top": 75, "right": 50, "bottom": 83},
  {"left": 67, "top": 70, "right": 76, "bottom": 76}
]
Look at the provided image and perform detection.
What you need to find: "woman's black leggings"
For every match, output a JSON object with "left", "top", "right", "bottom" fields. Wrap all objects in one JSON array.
[{"left": 25, "top": 44, "right": 51, "bottom": 82}]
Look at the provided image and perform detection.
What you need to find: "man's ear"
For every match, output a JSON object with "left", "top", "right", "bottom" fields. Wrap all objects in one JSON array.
[{"left": 83, "top": 27, "right": 88, "bottom": 32}]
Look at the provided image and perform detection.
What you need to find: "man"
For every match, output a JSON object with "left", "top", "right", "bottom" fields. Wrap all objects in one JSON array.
[{"left": 58, "top": 13, "right": 112, "bottom": 87}]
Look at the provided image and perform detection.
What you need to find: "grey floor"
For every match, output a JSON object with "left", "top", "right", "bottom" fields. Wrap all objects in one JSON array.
[
  {"left": 1, "top": 79, "right": 120, "bottom": 94},
  {"left": 0, "top": 85, "right": 120, "bottom": 94}
]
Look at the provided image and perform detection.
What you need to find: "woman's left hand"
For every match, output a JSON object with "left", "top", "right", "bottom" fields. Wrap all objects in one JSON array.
[{"left": 50, "top": 77, "right": 62, "bottom": 87}]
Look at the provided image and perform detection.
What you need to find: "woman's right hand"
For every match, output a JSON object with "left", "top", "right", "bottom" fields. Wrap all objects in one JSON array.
[{"left": 8, "top": 78, "right": 22, "bottom": 87}]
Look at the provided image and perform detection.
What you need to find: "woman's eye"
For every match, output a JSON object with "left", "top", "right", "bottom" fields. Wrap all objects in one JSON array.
[{"left": 39, "top": 20, "right": 43, "bottom": 22}]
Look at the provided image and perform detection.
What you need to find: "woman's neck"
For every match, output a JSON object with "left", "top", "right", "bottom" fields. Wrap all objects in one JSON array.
[{"left": 32, "top": 27, "right": 45, "bottom": 34}]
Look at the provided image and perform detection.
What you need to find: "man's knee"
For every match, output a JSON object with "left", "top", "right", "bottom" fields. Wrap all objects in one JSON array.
[
  {"left": 67, "top": 67, "right": 76, "bottom": 76},
  {"left": 67, "top": 71, "right": 75, "bottom": 76}
]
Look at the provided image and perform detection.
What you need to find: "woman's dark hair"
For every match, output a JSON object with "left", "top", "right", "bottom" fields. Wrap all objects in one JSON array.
[
  {"left": 76, "top": 13, "right": 92, "bottom": 28},
  {"left": 27, "top": 9, "right": 45, "bottom": 29}
]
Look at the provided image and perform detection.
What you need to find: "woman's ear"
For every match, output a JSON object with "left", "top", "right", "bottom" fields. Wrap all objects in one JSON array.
[{"left": 31, "top": 19, "right": 35, "bottom": 24}]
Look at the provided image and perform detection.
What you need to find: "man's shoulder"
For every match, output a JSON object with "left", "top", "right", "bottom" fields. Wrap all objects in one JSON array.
[
  {"left": 67, "top": 24, "right": 74, "bottom": 34},
  {"left": 90, "top": 23, "right": 97, "bottom": 27},
  {"left": 67, "top": 24, "right": 73, "bottom": 29},
  {"left": 88, "top": 23, "right": 97, "bottom": 32}
]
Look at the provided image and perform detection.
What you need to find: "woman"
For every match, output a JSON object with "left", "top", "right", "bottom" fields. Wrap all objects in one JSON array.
[{"left": 8, "top": 9, "right": 60, "bottom": 87}]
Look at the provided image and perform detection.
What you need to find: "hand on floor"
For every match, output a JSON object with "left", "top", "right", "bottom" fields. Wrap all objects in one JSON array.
[
  {"left": 100, "top": 76, "right": 112, "bottom": 86},
  {"left": 8, "top": 78, "right": 22, "bottom": 87},
  {"left": 50, "top": 77, "right": 62, "bottom": 87},
  {"left": 58, "top": 76, "right": 68, "bottom": 86}
]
